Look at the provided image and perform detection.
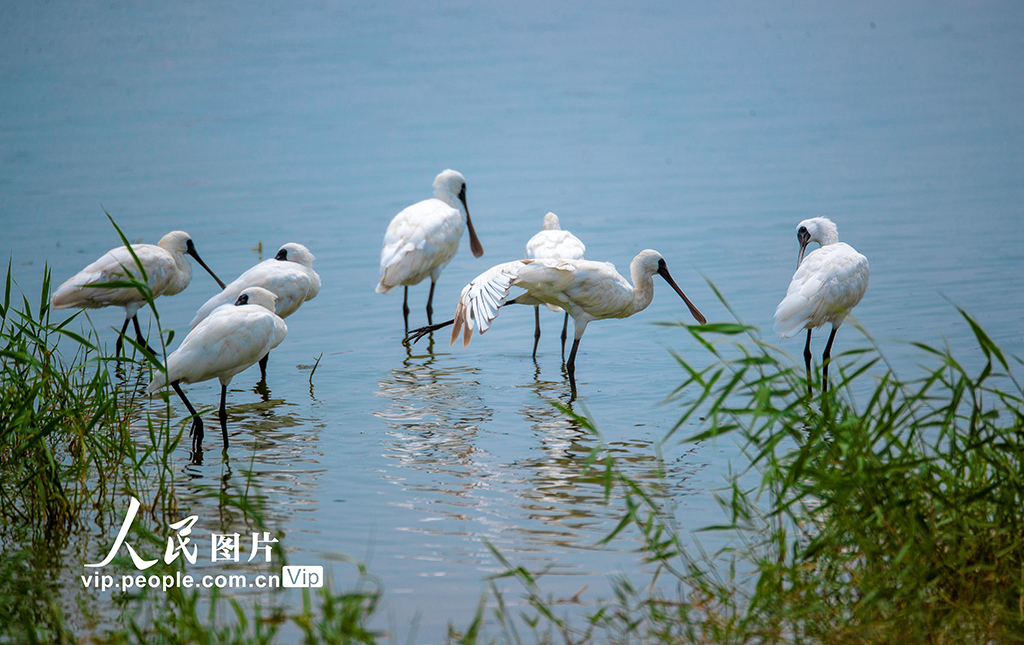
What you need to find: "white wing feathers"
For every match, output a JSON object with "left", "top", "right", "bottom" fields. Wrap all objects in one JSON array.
[
  {"left": 190, "top": 260, "right": 320, "bottom": 328},
  {"left": 451, "top": 261, "right": 524, "bottom": 347},
  {"left": 377, "top": 198, "right": 462, "bottom": 292},
  {"left": 523, "top": 230, "right": 585, "bottom": 313},
  {"left": 51, "top": 244, "right": 175, "bottom": 310},
  {"left": 773, "top": 243, "right": 869, "bottom": 338},
  {"left": 149, "top": 305, "right": 288, "bottom": 391},
  {"left": 524, "top": 230, "right": 586, "bottom": 262},
  {"left": 450, "top": 258, "right": 579, "bottom": 347}
]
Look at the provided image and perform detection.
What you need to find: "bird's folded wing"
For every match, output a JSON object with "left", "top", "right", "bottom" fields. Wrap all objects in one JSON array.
[{"left": 52, "top": 246, "right": 174, "bottom": 308}]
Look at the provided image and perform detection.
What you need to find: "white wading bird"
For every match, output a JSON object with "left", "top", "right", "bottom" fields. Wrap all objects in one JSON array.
[
  {"left": 524, "top": 212, "right": 586, "bottom": 358},
  {"left": 376, "top": 169, "right": 484, "bottom": 330},
  {"left": 148, "top": 287, "right": 287, "bottom": 451},
  {"left": 409, "top": 250, "right": 707, "bottom": 394},
  {"left": 51, "top": 231, "right": 226, "bottom": 356},
  {"left": 773, "top": 217, "right": 869, "bottom": 396},
  {"left": 189, "top": 243, "right": 320, "bottom": 380}
]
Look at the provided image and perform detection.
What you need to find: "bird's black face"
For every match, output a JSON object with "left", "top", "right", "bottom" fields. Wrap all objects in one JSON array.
[
  {"left": 656, "top": 258, "right": 669, "bottom": 278},
  {"left": 797, "top": 226, "right": 812, "bottom": 268},
  {"left": 234, "top": 294, "right": 249, "bottom": 306},
  {"left": 185, "top": 238, "right": 196, "bottom": 253},
  {"left": 275, "top": 248, "right": 288, "bottom": 261}
]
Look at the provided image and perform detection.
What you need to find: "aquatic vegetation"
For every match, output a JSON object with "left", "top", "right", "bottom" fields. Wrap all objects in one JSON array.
[
  {"left": 0, "top": 222, "right": 381, "bottom": 644},
  {"left": 4, "top": 229, "right": 1022, "bottom": 642},
  {"left": 471, "top": 290, "right": 1024, "bottom": 643}
]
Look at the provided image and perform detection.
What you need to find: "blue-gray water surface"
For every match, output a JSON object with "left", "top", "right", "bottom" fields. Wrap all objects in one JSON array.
[{"left": 2, "top": 1, "right": 1023, "bottom": 640}]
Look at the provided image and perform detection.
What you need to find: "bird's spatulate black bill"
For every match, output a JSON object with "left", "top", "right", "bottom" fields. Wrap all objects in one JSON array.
[
  {"left": 186, "top": 241, "right": 227, "bottom": 289},
  {"left": 657, "top": 266, "right": 707, "bottom": 324},
  {"left": 459, "top": 191, "right": 484, "bottom": 258}
]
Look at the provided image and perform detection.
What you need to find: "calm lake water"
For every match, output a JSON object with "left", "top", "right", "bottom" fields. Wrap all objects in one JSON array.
[{"left": 3, "top": 0, "right": 1023, "bottom": 640}]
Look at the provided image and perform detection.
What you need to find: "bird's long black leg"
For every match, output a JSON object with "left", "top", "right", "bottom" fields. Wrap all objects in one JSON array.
[
  {"left": 567, "top": 338, "right": 581, "bottom": 397},
  {"left": 403, "top": 286, "right": 410, "bottom": 332},
  {"left": 171, "top": 380, "right": 203, "bottom": 451},
  {"left": 259, "top": 353, "right": 269, "bottom": 382},
  {"left": 822, "top": 326, "right": 838, "bottom": 395},
  {"left": 115, "top": 318, "right": 131, "bottom": 357},
  {"left": 803, "top": 329, "right": 813, "bottom": 398},
  {"left": 533, "top": 306, "right": 541, "bottom": 358},
  {"left": 426, "top": 281, "right": 436, "bottom": 325},
  {"left": 132, "top": 315, "right": 157, "bottom": 356},
  {"left": 219, "top": 383, "right": 229, "bottom": 450},
  {"left": 560, "top": 312, "right": 569, "bottom": 360}
]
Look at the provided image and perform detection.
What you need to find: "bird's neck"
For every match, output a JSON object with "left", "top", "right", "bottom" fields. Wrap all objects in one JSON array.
[
  {"left": 164, "top": 253, "right": 193, "bottom": 296},
  {"left": 629, "top": 265, "right": 657, "bottom": 315},
  {"left": 434, "top": 186, "right": 462, "bottom": 212},
  {"left": 817, "top": 227, "right": 840, "bottom": 247}
]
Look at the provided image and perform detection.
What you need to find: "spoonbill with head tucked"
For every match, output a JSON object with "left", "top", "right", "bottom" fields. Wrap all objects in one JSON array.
[
  {"left": 409, "top": 249, "right": 706, "bottom": 395},
  {"left": 189, "top": 242, "right": 320, "bottom": 381},
  {"left": 376, "top": 169, "right": 484, "bottom": 330},
  {"left": 51, "top": 231, "right": 226, "bottom": 356},
  {"left": 524, "top": 212, "right": 586, "bottom": 358},
  {"left": 148, "top": 286, "right": 288, "bottom": 452},
  {"left": 773, "top": 217, "right": 869, "bottom": 396}
]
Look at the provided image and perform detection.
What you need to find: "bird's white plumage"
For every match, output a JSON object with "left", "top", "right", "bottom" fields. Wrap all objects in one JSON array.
[
  {"left": 190, "top": 243, "right": 320, "bottom": 328},
  {"left": 773, "top": 219, "right": 869, "bottom": 338},
  {"left": 51, "top": 231, "right": 199, "bottom": 318},
  {"left": 524, "top": 213, "right": 586, "bottom": 314},
  {"left": 377, "top": 169, "right": 474, "bottom": 293},
  {"left": 524, "top": 213, "right": 586, "bottom": 262},
  {"left": 149, "top": 287, "right": 287, "bottom": 391},
  {"left": 450, "top": 250, "right": 695, "bottom": 347}
]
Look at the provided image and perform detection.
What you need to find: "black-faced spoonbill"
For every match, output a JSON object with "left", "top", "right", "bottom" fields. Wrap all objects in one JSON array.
[
  {"left": 376, "top": 169, "right": 484, "bottom": 330},
  {"left": 409, "top": 250, "right": 707, "bottom": 395},
  {"left": 773, "top": 217, "right": 869, "bottom": 396},
  {"left": 148, "top": 286, "right": 287, "bottom": 452},
  {"left": 189, "top": 243, "right": 320, "bottom": 381},
  {"left": 51, "top": 231, "right": 226, "bottom": 356},
  {"left": 524, "top": 212, "right": 586, "bottom": 358}
]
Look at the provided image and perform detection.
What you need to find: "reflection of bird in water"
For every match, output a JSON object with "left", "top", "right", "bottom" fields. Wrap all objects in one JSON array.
[
  {"left": 511, "top": 375, "right": 698, "bottom": 544},
  {"left": 376, "top": 341, "right": 493, "bottom": 469},
  {"left": 374, "top": 341, "right": 497, "bottom": 531}
]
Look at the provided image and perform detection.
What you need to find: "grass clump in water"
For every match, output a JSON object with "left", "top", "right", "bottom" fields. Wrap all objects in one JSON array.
[
  {"left": 469, "top": 295, "right": 1024, "bottom": 644},
  {"left": 0, "top": 219, "right": 384, "bottom": 644},
  {"left": 0, "top": 260, "right": 133, "bottom": 531}
]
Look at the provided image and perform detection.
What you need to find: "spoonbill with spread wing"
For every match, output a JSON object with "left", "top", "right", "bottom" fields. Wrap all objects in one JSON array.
[{"left": 409, "top": 249, "right": 706, "bottom": 395}]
